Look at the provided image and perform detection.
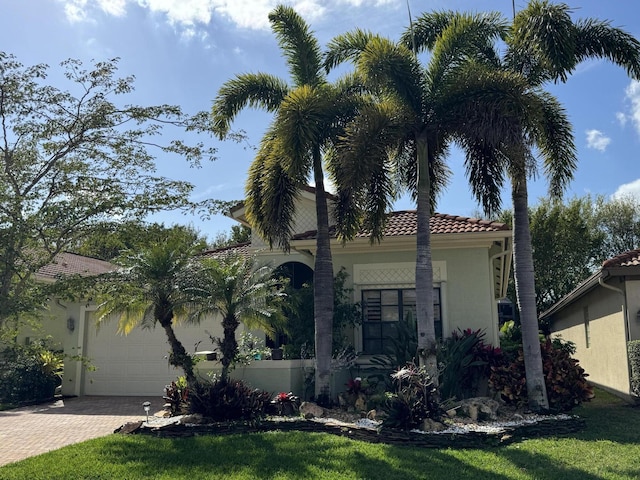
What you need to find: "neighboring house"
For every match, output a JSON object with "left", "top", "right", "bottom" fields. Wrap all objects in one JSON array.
[{"left": 541, "top": 249, "right": 640, "bottom": 402}]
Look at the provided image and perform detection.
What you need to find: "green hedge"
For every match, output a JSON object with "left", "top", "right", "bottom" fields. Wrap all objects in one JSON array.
[{"left": 628, "top": 340, "right": 640, "bottom": 396}]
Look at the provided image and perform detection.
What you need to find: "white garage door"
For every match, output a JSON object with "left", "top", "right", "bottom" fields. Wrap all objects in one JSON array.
[{"left": 82, "top": 314, "right": 216, "bottom": 396}]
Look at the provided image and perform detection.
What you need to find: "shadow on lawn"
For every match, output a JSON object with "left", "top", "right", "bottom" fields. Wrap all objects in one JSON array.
[{"left": 95, "top": 431, "right": 516, "bottom": 480}]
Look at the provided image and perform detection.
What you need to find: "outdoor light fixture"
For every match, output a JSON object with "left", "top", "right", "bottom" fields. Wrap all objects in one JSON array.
[
  {"left": 67, "top": 317, "right": 75, "bottom": 332},
  {"left": 142, "top": 401, "right": 151, "bottom": 423}
]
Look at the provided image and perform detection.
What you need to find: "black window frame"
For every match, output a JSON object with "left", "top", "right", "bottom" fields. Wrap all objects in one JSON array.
[{"left": 361, "top": 287, "right": 442, "bottom": 355}]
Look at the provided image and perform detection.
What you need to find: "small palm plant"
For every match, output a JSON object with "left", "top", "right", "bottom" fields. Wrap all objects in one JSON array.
[{"left": 184, "top": 254, "right": 286, "bottom": 381}]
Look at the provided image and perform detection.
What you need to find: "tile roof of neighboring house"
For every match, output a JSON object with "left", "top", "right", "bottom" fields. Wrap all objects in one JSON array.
[
  {"left": 201, "top": 242, "right": 252, "bottom": 259},
  {"left": 37, "top": 252, "right": 117, "bottom": 280},
  {"left": 602, "top": 249, "right": 640, "bottom": 268},
  {"left": 292, "top": 211, "right": 509, "bottom": 240}
]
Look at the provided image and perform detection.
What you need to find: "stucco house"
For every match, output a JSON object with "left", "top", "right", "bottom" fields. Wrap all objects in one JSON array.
[
  {"left": 541, "top": 249, "right": 640, "bottom": 402},
  {"left": 18, "top": 189, "right": 512, "bottom": 398}
]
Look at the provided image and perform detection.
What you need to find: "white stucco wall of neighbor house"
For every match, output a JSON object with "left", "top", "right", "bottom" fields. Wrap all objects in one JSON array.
[{"left": 552, "top": 286, "right": 632, "bottom": 398}]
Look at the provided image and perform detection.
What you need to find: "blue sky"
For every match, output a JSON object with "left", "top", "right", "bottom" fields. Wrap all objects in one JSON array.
[{"left": 3, "top": 0, "right": 640, "bottom": 241}]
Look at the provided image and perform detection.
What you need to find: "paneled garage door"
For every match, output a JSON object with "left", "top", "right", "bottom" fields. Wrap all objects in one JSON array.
[{"left": 82, "top": 314, "right": 216, "bottom": 396}]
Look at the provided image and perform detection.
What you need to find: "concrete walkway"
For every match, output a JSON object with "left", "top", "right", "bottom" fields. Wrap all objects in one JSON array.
[{"left": 0, "top": 396, "right": 155, "bottom": 466}]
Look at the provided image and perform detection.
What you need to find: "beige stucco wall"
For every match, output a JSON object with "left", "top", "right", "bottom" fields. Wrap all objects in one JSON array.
[
  {"left": 551, "top": 285, "right": 631, "bottom": 398},
  {"left": 330, "top": 244, "right": 499, "bottom": 347}
]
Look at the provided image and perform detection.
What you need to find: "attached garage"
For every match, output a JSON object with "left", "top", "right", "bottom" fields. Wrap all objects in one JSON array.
[{"left": 80, "top": 311, "right": 217, "bottom": 396}]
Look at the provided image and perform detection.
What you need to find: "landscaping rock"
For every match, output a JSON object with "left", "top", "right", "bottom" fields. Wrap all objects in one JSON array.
[
  {"left": 458, "top": 397, "right": 501, "bottom": 422},
  {"left": 422, "top": 418, "right": 446, "bottom": 432},
  {"left": 300, "top": 401, "right": 325, "bottom": 418},
  {"left": 180, "top": 413, "right": 205, "bottom": 425}
]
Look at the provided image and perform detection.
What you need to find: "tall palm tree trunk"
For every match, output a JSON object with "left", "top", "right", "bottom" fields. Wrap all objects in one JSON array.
[
  {"left": 415, "top": 133, "right": 438, "bottom": 383},
  {"left": 512, "top": 173, "right": 549, "bottom": 411},
  {"left": 311, "top": 147, "right": 335, "bottom": 402}
]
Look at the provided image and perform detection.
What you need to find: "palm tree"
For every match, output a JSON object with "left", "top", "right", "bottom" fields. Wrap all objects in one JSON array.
[
  {"left": 212, "top": 5, "right": 362, "bottom": 400},
  {"left": 185, "top": 254, "right": 285, "bottom": 381},
  {"left": 404, "top": 0, "right": 640, "bottom": 410},
  {"left": 324, "top": 14, "right": 532, "bottom": 382},
  {"left": 96, "top": 229, "right": 206, "bottom": 386}
]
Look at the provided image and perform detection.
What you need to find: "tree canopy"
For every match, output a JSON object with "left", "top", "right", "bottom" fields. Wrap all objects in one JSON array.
[{"left": 0, "top": 53, "right": 220, "bottom": 328}]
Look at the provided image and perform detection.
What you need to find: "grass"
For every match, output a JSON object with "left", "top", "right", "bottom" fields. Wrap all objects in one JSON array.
[{"left": 1, "top": 389, "right": 639, "bottom": 480}]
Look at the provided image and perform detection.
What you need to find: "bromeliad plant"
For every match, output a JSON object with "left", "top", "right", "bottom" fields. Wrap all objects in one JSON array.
[
  {"left": 272, "top": 391, "right": 300, "bottom": 416},
  {"left": 382, "top": 362, "right": 441, "bottom": 431}
]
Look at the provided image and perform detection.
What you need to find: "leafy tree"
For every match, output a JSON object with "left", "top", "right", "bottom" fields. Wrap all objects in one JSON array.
[
  {"left": 209, "top": 225, "right": 251, "bottom": 249},
  {"left": 499, "top": 194, "right": 640, "bottom": 317},
  {"left": 528, "top": 197, "right": 603, "bottom": 314},
  {"left": 96, "top": 229, "right": 207, "bottom": 385},
  {"left": 0, "top": 53, "right": 218, "bottom": 329},
  {"left": 72, "top": 221, "right": 208, "bottom": 261},
  {"left": 324, "top": 13, "right": 531, "bottom": 383},
  {"left": 595, "top": 195, "right": 640, "bottom": 260},
  {"left": 184, "top": 254, "right": 285, "bottom": 381},
  {"left": 212, "top": 5, "right": 362, "bottom": 399}
]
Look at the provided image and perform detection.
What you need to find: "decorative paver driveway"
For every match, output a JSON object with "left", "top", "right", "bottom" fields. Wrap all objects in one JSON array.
[{"left": 0, "top": 396, "right": 155, "bottom": 466}]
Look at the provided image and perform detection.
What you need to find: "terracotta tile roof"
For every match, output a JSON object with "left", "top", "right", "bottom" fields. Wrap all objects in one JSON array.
[
  {"left": 292, "top": 211, "right": 509, "bottom": 240},
  {"left": 602, "top": 249, "right": 640, "bottom": 268},
  {"left": 201, "top": 242, "right": 252, "bottom": 259},
  {"left": 37, "top": 252, "right": 117, "bottom": 280}
]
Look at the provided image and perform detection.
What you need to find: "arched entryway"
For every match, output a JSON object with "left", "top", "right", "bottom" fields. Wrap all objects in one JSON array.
[{"left": 269, "top": 261, "right": 314, "bottom": 349}]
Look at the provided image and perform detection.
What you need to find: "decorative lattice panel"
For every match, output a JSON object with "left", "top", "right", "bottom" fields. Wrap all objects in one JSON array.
[{"left": 354, "top": 262, "right": 446, "bottom": 286}]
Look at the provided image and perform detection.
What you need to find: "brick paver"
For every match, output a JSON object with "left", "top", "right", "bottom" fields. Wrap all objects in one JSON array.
[{"left": 0, "top": 396, "right": 155, "bottom": 466}]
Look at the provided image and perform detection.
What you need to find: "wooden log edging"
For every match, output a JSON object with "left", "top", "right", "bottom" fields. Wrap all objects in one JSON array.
[{"left": 119, "top": 415, "right": 586, "bottom": 448}]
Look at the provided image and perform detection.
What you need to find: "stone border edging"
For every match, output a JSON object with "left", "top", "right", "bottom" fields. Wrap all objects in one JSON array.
[{"left": 116, "top": 416, "right": 586, "bottom": 448}]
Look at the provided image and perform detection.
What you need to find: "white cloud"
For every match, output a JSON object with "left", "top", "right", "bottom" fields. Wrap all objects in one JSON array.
[
  {"left": 612, "top": 179, "right": 640, "bottom": 202},
  {"left": 585, "top": 129, "right": 611, "bottom": 152},
  {"left": 624, "top": 80, "right": 640, "bottom": 137},
  {"left": 99, "top": 0, "right": 127, "bottom": 16},
  {"left": 59, "top": 0, "right": 391, "bottom": 32},
  {"left": 616, "top": 111, "right": 628, "bottom": 127}
]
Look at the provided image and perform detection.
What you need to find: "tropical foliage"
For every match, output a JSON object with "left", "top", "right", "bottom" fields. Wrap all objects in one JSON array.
[
  {"left": 324, "top": 12, "right": 538, "bottom": 384},
  {"left": 212, "top": 5, "right": 364, "bottom": 399},
  {"left": 183, "top": 254, "right": 285, "bottom": 380},
  {"left": 404, "top": 1, "right": 640, "bottom": 410}
]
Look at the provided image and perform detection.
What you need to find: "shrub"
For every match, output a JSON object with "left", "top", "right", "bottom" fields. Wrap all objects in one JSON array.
[
  {"left": 0, "top": 343, "right": 62, "bottom": 405},
  {"left": 188, "top": 376, "right": 271, "bottom": 422},
  {"left": 163, "top": 376, "right": 189, "bottom": 416},
  {"left": 489, "top": 338, "right": 593, "bottom": 412},
  {"left": 382, "top": 362, "right": 441, "bottom": 430},
  {"left": 628, "top": 340, "right": 640, "bottom": 396},
  {"left": 438, "top": 328, "right": 503, "bottom": 400}
]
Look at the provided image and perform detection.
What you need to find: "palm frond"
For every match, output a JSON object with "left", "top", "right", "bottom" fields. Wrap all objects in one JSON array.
[
  {"left": 324, "top": 29, "right": 377, "bottom": 72},
  {"left": 575, "top": 18, "right": 640, "bottom": 80},
  {"left": 212, "top": 73, "right": 289, "bottom": 138},
  {"left": 268, "top": 5, "right": 324, "bottom": 86},
  {"left": 358, "top": 37, "right": 424, "bottom": 114},
  {"left": 460, "top": 140, "right": 507, "bottom": 216},
  {"left": 525, "top": 90, "right": 576, "bottom": 198},
  {"left": 403, "top": 10, "right": 508, "bottom": 58},
  {"left": 507, "top": 0, "right": 577, "bottom": 83}
]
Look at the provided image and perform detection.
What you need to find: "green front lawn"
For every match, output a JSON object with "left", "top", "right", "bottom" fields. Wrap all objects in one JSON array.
[{"left": 2, "top": 390, "right": 639, "bottom": 480}]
